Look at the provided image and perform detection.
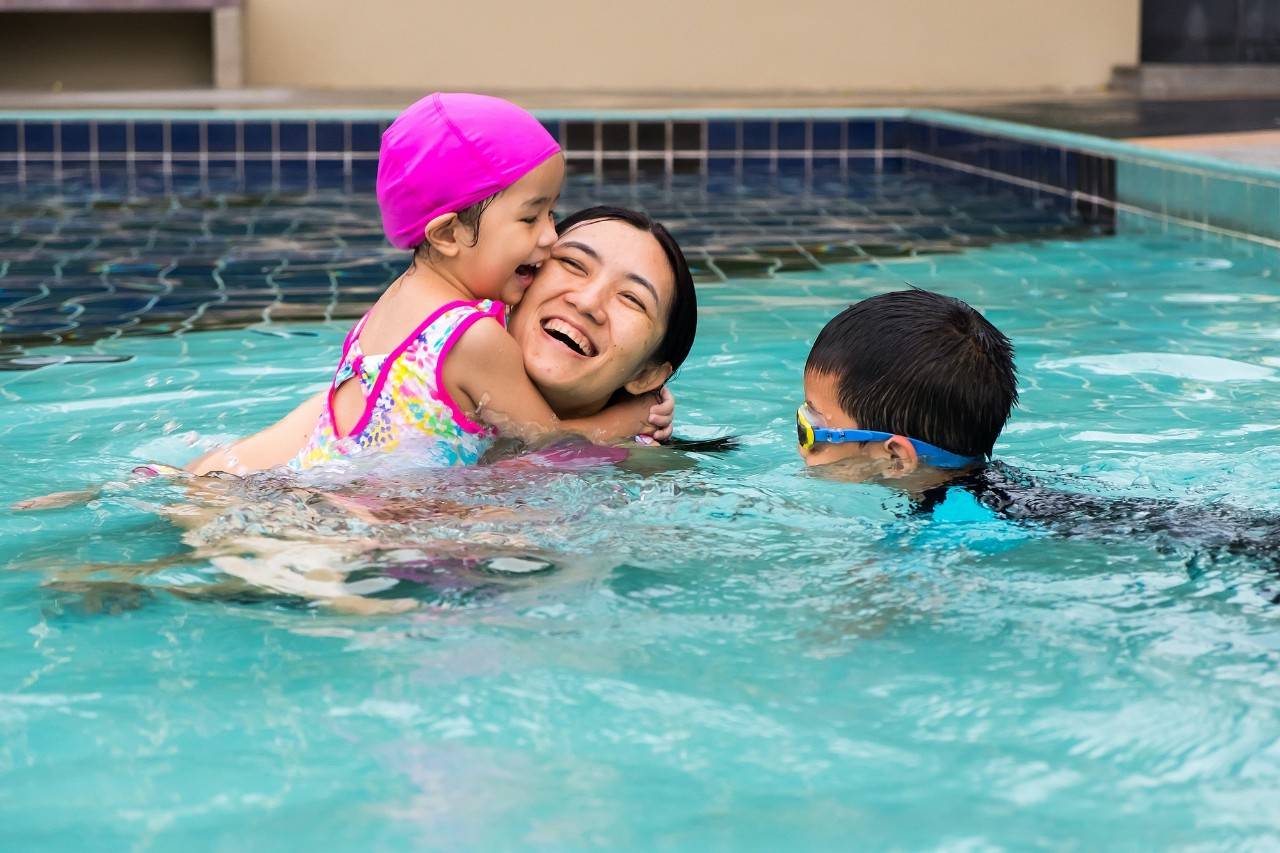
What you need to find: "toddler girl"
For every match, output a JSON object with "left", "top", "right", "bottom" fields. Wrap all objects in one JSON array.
[{"left": 188, "top": 93, "right": 670, "bottom": 476}]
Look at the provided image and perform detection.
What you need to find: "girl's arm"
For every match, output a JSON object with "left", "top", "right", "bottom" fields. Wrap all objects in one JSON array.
[
  {"left": 185, "top": 390, "right": 326, "bottom": 475},
  {"left": 445, "top": 319, "right": 662, "bottom": 443}
]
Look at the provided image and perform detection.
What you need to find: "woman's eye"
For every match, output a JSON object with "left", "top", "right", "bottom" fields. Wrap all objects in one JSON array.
[
  {"left": 622, "top": 293, "right": 646, "bottom": 309},
  {"left": 556, "top": 256, "right": 584, "bottom": 272}
]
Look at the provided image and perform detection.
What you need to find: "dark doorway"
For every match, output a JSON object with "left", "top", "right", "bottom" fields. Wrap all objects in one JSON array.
[{"left": 1142, "top": 0, "right": 1280, "bottom": 63}]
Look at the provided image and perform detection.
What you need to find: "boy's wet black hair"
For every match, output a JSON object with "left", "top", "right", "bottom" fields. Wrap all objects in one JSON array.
[{"left": 804, "top": 288, "right": 1017, "bottom": 459}]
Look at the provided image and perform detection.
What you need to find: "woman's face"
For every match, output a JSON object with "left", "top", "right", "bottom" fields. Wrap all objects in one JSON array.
[{"left": 508, "top": 218, "right": 676, "bottom": 417}]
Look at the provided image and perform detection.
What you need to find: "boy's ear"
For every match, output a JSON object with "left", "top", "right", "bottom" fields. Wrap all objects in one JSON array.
[
  {"left": 881, "top": 434, "right": 919, "bottom": 478},
  {"left": 424, "top": 213, "right": 463, "bottom": 257},
  {"left": 624, "top": 361, "right": 673, "bottom": 396}
]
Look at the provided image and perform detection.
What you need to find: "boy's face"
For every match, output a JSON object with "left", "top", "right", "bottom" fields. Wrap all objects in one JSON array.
[
  {"left": 799, "top": 370, "right": 869, "bottom": 467},
  {"left": 799, "top": 371, "right": 962, "bottom": 490}
]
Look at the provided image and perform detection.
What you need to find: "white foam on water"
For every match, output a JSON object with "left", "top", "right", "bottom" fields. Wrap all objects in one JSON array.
[
  {"left": 1039, "top": 353, "right": 1276, "bottom": 382},
  {"left": 1069, "top": 429, "right": 1203, "bottom": 445}
]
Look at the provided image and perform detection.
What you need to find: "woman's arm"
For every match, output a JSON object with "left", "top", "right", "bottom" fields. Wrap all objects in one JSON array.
[
  {"left": 185, "top": 390, "right": 326, "bottom": 475},
  {"left": 446, "top": 320, "right": 660, "bottom": 443}
]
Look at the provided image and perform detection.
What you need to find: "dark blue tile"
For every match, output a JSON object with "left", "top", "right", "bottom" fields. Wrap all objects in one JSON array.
[
  {"left": 540, "top": 120, "right": 561, "bottom": 143},
  {"left": 350, "top": 122, "right": 381, "bottom": 153},
  {"left": 170, "top": 122, "right": 199, "bottom": 153},
  {"left": 1043, "top": 146, "right": 1067, "bottom": 188},
  {"left": 243, "top": 159, "right": 274, "bottom": 187},
  {"left": 742, "top": 121, "right": 772, "bottom": 150},
  {"left": 811, "top": 155, "right": 842, "bottom": 172},
  {"left": 314, "top": 121, "right": 345, "bottom": 152},
  {"left": 59, "top": 156, "right": 93, "bottom": 174},
  {"left": 996, "top": 140, "right": 1021, "bottom": 175},
  {"left": 905, "top": 121, "right": 930, "bottom": 152},
  {"left": 880, "top": 155, "right": 906, "bottom": 173},
  {"left": 847, "top": 155, "right": 881, "bottom": 174},
  {"left": 0, "top": 123, "right": 17, "bottom": 153},
  {"left": 776, "top": 121, "right": 806, "bottom": 150},
  {"left": 243, "top": 122, "right": 273, "bottom": 153},
  {"left": 278, "top": 122, "right": 308, "bottom": 152},
  {"left": 133, "top": 122, "right": 164, "bottom": 152},
  {"left": 59, "top": 122, "right": 91, "bottom": 153},
  {"left": 350, "top": 158, "right": 379, "bottom": 191},
  {"left": 777, "top": 156, "right": 808, "bottom": 175},
  {"left": 278, "top": 159, "right": 310, "bottom": 188},
  {"left": 707, "top": 121, "right": 739, "bottom": 151},
  {"left": 706, "top": 155, "right": 740, "bottom": 176},
  {"left": 206, "top": 122, "right": 238, "bottom": 153},
  {"left": 23, "top": 122, "right": 55, "bottom": 153},
  {"left": 847, "top": 120, "right": 876, "bottom": 150},
  {"left": 811, "top": 121, "right": 842, "bottom": 150},
  {"left": 315, "top": 159, "right": 347, "bottom": 189},
  {"left": 880, "top": 119, "right": 905, "bottom": 150}
]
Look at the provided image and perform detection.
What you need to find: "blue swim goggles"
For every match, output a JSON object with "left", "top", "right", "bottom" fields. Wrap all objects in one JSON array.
[{"left": 796, "top": 404, "right": 980, "bottom": 469}]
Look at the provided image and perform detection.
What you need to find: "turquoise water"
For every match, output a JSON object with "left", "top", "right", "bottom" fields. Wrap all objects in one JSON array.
[{"left": 4, "top": 175, "right": 1280, "bottom": 848}]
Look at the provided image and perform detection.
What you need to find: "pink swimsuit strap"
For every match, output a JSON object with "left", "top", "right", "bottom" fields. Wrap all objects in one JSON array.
[{"left": 326, "top": 298, "right": 506, "bottom": 440}]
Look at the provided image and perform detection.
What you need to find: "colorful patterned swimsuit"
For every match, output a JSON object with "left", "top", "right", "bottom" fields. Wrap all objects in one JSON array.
[{"left": 291, "top": 299, "right": 505, "bottom": 471}]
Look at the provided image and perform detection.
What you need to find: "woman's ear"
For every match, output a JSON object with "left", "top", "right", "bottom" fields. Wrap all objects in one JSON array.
[
  {"left": 624, "top": 361, "right": 673, "bottom": 396},
  {"left": 881, "top": 434, "right": 919, "bottom": 478},
  {"left": 423, "top": 213, "right": 463, "bottom": 257}
]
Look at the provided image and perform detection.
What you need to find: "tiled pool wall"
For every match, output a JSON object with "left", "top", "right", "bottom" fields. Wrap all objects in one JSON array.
[{"left": 1, "top": 110, "right": 1277, "bottom": 248}]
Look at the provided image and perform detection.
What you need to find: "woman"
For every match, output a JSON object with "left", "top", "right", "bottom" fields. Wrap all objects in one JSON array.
[{"left": 185, "top": 206, "right": 698, "bottom": 476}]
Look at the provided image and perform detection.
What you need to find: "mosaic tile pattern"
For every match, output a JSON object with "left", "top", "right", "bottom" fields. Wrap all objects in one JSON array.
[{"left": 0, "top": 161, "right": 1107, "bottom": 369}]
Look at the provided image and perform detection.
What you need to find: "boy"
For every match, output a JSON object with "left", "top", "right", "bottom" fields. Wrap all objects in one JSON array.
[
  {"left": 798, "top": 287, "right": 1016, "bottom": 482},
  {"left": 800, "top": 288, "right": 1280, "bottom": 575}
]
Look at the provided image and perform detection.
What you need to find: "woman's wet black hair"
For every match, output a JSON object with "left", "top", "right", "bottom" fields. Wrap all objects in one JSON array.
[{"left": 553, "top": 206, "right": 698, "bottom": 374}]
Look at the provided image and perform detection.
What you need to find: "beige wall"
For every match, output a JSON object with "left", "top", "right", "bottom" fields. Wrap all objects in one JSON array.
[{"left": 246, "top": 0, "right": 1139, "bottom": 94}]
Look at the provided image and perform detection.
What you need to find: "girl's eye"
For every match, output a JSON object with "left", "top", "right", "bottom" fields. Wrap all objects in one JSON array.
[{"left": 521, "top": 216, "right": 539, "bottom": 224}]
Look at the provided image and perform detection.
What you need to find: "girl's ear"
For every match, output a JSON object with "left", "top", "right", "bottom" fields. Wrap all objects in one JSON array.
[
  {"left": 623, "top": 361, "right": 673, "bottom": 396},
  {"left": 881, "top": 434, "right": 919, "bottom": 478},
  {"left": 423, "top": 213, "right": 462, "bottom": 257}
]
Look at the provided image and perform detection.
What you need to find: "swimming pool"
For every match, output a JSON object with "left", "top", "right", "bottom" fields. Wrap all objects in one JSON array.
[{"left": 3, "top": 125, "right": 1280, "bottom": 849}]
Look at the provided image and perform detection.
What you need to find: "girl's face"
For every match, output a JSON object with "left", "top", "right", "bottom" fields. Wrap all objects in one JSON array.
[
  {"left": 507, "top": 218, "right": 676, "bottom": 418},
  {"left": 455, "top": 155, "right": 563, "bottom": 305}
]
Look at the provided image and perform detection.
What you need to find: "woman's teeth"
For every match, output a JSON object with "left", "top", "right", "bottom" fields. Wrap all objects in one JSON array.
[{"left": 542, "top": 318, "right": 596, "bottom": 357}]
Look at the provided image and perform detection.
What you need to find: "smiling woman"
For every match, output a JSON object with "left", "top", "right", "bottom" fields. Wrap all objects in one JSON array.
[{"left": 508, "top": 206, "right": 698, "bottom": 420}]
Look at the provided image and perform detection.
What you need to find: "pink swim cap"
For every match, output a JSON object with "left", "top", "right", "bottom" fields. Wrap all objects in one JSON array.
[{"left": 376, "top": 92, "right": 561, "bottom": 250}]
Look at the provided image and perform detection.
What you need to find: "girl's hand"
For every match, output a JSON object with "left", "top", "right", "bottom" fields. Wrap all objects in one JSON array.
[{"left": 645, "top": 386, "right": 675, "bottom": 442}]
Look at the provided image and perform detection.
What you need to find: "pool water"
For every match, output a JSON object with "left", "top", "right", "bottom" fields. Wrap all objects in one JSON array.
[{"left": 3, "top": 166, "right": 1280, "bottom": 849}]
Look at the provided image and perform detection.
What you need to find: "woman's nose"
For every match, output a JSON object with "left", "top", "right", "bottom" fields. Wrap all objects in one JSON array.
[{"left": 564, "top": 282, "right": 607, "bottom": 324}]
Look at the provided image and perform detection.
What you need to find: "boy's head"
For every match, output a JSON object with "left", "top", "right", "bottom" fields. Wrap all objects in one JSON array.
[{"left": 800, "top": 288, "right": 1017, "bottom": 473}]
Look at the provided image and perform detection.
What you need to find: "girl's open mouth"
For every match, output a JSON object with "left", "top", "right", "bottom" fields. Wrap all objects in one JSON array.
[
  {"left": 514, "top": 262, "right": 541, "bottom": 287},
  {"left": 541, "top": 318, "right": 597, "bottom": 357}
]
